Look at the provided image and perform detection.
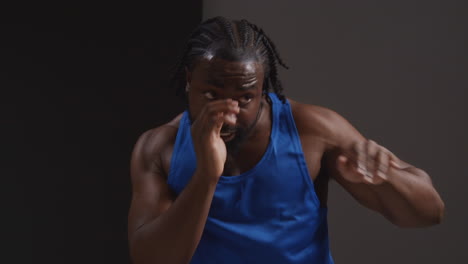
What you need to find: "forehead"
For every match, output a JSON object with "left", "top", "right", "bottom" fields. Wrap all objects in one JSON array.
[{"left": 193, "top": 57, "right": 263, "bottom": 79}]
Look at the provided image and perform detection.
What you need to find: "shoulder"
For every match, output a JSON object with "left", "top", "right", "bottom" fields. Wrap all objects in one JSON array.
[
  {"left": 131, "top": 113, "right": 184, "bottom": 171},
  {"left": 287, "top": 98, "right": 365, "bottom": 151}
]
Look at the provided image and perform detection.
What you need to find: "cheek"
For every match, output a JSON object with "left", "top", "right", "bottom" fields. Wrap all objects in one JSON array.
[{"left": 236, "top": 102, "right": 261, "bottom": 126}]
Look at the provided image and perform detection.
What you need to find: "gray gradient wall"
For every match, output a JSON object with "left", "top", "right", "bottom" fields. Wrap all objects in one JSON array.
[{"left": 204, "top": 1, "right": 467, "bottom": 263}]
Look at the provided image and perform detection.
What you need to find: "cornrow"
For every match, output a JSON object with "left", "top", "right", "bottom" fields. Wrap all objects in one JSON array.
[
  {"left": 239, "top": 19, "right": 250, "bottom": 47},
  {"left": 170, "top": 17, "right": 221, "bottom": 99},
  {"left": 244, "top": 21, "right": 289, "bottom": 69},
  {"left": 215, "top": 17, "right": 238, "bottom": 47},
  {"left": 170, "top": 16, "right": 289, "bottom": 103},
  {"left": 244, "top": 21, "right": 288, "bottom": 102}
]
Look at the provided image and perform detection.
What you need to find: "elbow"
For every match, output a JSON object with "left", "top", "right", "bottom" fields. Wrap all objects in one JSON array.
[
  {"left": 129, "top": 231, "right": 190, "bottom": 264},
  {"left": 432, "top": 198, "right": 445, "bottom": 225},
  {"left": 393, "top": 200, "right": 445, "bottom": 228},
  {"left": 425, "top": 191, "right": 445, "bottom": 226},
  {"left": 129, "top": 234, "right": 142, "bottom": 264},
  {"left": 128, "top": 231, "right": 155, "bottom": 264},
  {"left": 424, "top": 202, "right": 445, "bottom": 227}
]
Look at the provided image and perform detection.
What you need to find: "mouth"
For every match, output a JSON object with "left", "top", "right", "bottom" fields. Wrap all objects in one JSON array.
[{"left": 220, "top": 131, "right": 236, "bottom": 142}]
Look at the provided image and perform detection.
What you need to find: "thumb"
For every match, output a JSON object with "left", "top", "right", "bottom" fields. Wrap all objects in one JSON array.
[
  {"left": 337, "top": 155, "right": 349, "bottom": 172},
  {"left": 390, "top": 160, "right": 403, "bottom": 169},
  {"left": 338, "top": 155, "right": 348, "bottom": 164},
  {"left": 215, "top": 112, "right": 224, "bottom": 133}
]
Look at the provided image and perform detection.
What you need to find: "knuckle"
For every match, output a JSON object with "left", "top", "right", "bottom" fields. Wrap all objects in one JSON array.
[
  {"left": 208, "top": 107, "right": 219, "bottom": 116},
  {"left": 377, "top": 148, "right": 385, "bottom": 156},
  {"left": 211, "top": 116, "right": 218, "bottom": 122}
]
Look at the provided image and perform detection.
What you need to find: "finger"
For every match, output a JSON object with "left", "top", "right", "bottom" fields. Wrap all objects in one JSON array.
[
  {"left": 214, "top": 112, "right": 224, "bottom": 132},
  {"left": 390, "top": 159, "right": 403, "bottom": 169},
  {"left": 200, "top": 99, "right": 239, "bottom": 117},
  {"left": 337, "top": 155, "right": 365, "bottom": 182},
  {"left": 213, "top": 100, "right": 239, "bottom": 126},
  {"left": 209, "top": 99, "right": 240, "bottom": 114},
  {"left": 199, "top": 99, "right": 240, "bottom": 128},
  {"left": 375, "top": 148, "right": 389, "bottom": 180},
  {"left": 366, "top": 140, "right": 379, "bottom": 178},
  {"left": 355, "top": 140, "right": 367, "bottom": 176},
  {"left": 380, "top": 146, "right": 403, "bottom": 169},
  {"left": 222, "top": 112, "right": 237, "bottom": 126},
  {"left": 337, "top": 155, "right": 348, "bottom": 173},
  {"left": 337, "top": 155, "right": 353, "bottom": 173},
  {"left": 388, "top": 152, "right": 403, "bottom": 169},
  {"left": 197, "top": 110, "right": 222, "bottom": 137}
]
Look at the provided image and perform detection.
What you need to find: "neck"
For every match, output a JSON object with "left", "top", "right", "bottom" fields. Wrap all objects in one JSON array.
[{"left": 247, "top": 96, "right": 270, "bottom": 140}]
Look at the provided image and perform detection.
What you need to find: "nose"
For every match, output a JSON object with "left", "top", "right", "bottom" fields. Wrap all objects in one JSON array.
[
  {"left": 230, "top": 99, "right": 239, "bottom": 106},
  {"left": 223, "top": 97, "right": 239, "bottom": 107}
]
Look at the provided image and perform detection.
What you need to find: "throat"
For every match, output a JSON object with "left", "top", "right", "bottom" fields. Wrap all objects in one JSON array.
[
  {"left": 222, "top": 157, "right": 242, "bottom": 176},
  {"left": 222, "top": 136, "right": 269, "bottom": 177}
]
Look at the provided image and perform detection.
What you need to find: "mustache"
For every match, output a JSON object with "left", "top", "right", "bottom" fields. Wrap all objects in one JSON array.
[{"left": 220, "top": 125, "right": 239, "bottom": 133}]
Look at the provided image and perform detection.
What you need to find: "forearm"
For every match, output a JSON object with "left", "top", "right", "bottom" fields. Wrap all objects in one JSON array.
[
  {"left": 371, "top": 167, "right": 445, "bottom": 228},
  {"left": 130, "top": 170, "right": 218, "bottom": 264}
]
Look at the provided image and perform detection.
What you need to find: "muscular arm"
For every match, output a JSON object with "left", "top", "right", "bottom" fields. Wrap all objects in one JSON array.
[
  {"left": 128, "top": 127, "right": 217, "bottom": 264},
  {"left": 294, "top": 102, "right": 444, "bottom": 228},
  {"left": 328, "top": 145, "right": 444, "bottom": 228}
]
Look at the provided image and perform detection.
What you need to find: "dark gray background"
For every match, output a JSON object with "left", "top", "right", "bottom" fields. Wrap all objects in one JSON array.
[
  {"left": 204, "top": 0, "right": 467, "bottom": 263},
  {"left": 3, "top": 1, "right": 466, "bottom": 263}
]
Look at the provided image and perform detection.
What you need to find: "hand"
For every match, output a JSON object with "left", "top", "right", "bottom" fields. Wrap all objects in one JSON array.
[
  {"left": 191, "top": 99, "right": 240, "bottom": 181},
  {"left": 336, "top": 139, "right": 404, "bottom": 185}
]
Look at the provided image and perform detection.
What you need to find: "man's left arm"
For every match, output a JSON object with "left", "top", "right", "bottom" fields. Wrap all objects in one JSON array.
[{"left": 321, "top": 108, "right": 445, "bottom": 228}]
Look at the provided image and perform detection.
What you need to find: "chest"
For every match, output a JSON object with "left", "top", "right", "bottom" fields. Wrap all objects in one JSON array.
[
  {"left": 221, "top": 133, "right": 326, "bottom": 182},
  {"left": 161, "top": 133, "right": 326, "bottom": 180},
  {"left": 222, "top": 134, "right": 270, "bottom": 176},
  {"left": 161, "top": 132, "right": 325, "bottom": 181},
  {"left": 221, "top": 132, "right": 328, "bottom": 207},
  {"left": 161, "top": 129, "right": 329, "bottom": 207}
]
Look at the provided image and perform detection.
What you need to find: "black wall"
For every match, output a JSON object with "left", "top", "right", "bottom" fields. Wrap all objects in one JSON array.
[{"left": 3, "top": 3, "right": 201, "bottom": 263}]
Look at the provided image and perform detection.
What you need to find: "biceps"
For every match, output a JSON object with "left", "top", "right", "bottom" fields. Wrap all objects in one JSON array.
[
  {"left": 334, "top": 177, "right": 383, "bottom": 212},
  {"left": 324, "top": 147, "right": 382, "bottom": 212},
  {"left": 128, "top": 174, "right": 175, "bottom": 239}
]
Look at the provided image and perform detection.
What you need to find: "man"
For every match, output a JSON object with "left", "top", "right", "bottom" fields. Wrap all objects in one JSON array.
[{"left": 128, "top": 17, "right": 445, "bottom": 264}]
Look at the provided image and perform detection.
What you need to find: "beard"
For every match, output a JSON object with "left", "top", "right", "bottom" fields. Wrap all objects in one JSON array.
[
  {"left": 223, "top": 125, "right": 249, "bottom": 155},
  {"left": 222, "top": 101, "right": 264, "bottom": 156}
]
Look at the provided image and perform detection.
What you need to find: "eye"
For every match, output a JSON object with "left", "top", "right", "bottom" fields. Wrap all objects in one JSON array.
[
  {"left": 204, "top": 91, "right": 216, "bottom": 100},
  {"left": 239, "top": 94, "right": 253, "bottom": 105}
]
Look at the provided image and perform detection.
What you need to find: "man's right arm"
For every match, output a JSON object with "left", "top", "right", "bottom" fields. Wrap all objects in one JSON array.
[{"left": 128, "top": 127, "right": 218, "bottom": 264}]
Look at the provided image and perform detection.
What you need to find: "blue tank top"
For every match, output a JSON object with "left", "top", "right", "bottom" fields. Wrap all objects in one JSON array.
[{"left": 168, "top": 93, "right": 334, "bottom": 264}]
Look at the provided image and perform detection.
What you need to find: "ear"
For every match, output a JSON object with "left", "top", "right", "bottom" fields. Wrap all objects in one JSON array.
[{"left": 185, "top": 67, "right": 192, "bottom": 84}]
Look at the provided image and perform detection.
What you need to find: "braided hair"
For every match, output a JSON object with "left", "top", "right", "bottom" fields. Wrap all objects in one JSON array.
[{"left": 170, "top": 16, "right": 289, "bottom": 103}]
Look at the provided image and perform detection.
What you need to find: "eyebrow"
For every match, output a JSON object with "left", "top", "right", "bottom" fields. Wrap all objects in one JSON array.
[
  {"left": 207, "top": 79, "right": 224, "bottom": 87},
  {"left": 238, "top": 84, "right": 257, "bottom": 91},
  {"left": 206, "top": 79, "right": 257, "bottom": 91}
]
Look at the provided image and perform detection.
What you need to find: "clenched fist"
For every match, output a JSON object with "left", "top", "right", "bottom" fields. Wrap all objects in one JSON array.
[
  {"left": 191, "top": 99, "right": 240, "bottom": 181},
  {"left": 337, "top": 140, "right": 404, "bottom": 185}
]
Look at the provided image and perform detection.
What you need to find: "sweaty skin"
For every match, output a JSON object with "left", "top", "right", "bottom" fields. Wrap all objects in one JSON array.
[{"left": 128, "top": 58, "right": 445, "bottom": 264}]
